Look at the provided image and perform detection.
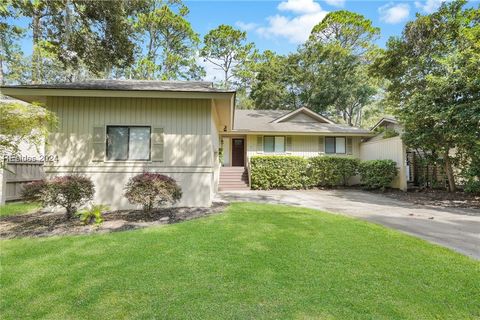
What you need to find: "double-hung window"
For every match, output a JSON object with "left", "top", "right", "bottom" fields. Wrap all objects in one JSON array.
[
  {"left": 264, "top": 136, "right": 285, "bottom": 153},
  {"left": 107, "top": 126, "right": 151, "bottom": 161},
  {"left": 325, "top": 137, "right": 346, "bottom": 154}
]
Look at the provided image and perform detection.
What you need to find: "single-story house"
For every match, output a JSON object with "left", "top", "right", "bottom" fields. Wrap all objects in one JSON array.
[{"left": 2, "top": 80, "right": 386, "bottom": 208}]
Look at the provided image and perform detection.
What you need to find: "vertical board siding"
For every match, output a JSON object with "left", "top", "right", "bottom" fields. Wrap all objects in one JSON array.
[
  {"left": 46, "top": 96, "right": 212, "bottom": 168},
  {"left": 247, "top": 135, "right": 362, "bottom": 161},
  {"left": 359, "top": 136, "right": 407, "bottom": 190}
]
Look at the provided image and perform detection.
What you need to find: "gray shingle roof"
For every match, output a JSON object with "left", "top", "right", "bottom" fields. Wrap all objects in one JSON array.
[
  {"left": 234, "top": 109, "right": 372, "bottom": 134},
  {"left": 1, "top": 80, "right": 235, "bottom": 93}
]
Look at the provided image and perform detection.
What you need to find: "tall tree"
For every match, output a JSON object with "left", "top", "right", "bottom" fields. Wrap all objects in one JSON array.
[
  {"left": 375, "top": 0, "right": 480, "bottom": 191},
  {"left": 13, "top": 0, "right": 143, "bottom": 83},
  {"left": 132, "top": 0, "right": 204, "bottom": 80},
  {"left": 201, "top": 24, "right": 255, "bottom": 89},
  {"left": 298, "top": 11, "right": 380, "bottom": 125},
  {"left": 0, "top": 0, "right": 28, "bottom": 84},
  {"left": 249, "top": 50, "right": 298, "bottom": 110}
]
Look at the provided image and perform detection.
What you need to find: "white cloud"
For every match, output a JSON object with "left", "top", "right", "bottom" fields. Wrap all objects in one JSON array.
[
  {"left": 324, "top": 0, "right": 345, "bottom": 8},
  {"left": 414, "top": 0, "right": 444, "bottom": 13},
  {"left": 255, "top": 0, "right": 327, "bottom": 44},
  {"left": 379, "top": 3, "right": 410, "bottom": 24},
  {"left": 235, "top": 21, "right": 258, "bottom": 31},
  {"left": 278, "top": 0, "right": 322, "bottom": 14}
]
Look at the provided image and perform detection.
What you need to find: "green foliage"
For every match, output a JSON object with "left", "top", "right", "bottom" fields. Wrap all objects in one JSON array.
[
  {"left": 375, "top": 0, "right": 480, "bottom": 191},
  {"left": 124, "top": 173, "right": 182, "bottom": 213},
  {"left": 375, "top": 127, "right": 400, "bottom": 139},
  {"left": 382, "top": 128, "right": 399, "bottom": 139},
  {"left": 77, "top": 204, "right": 109, "bottom": 226},
  {"left": 309, "top": 156, "right": 360, "bottom": 187},
  {"left": 132, "top": 1, "right": 204, "bottom": 80},
  {"left": 201, "top": 24, "right": 255, "bottom": 89},
  {"left": 358, "top": 160, "right": 398, "bottom": 191},
  {"left": 249, "top": 50, "right": 298, "bottom": 110},
  {"left": 250, "top": 156, "right": 309, "bottom": 190},
  {"left": 0, "top": 102, "right": 57, "bottom": 160},
  {"left": 23, "top": 175, "right": 95, "bottom": 218}
]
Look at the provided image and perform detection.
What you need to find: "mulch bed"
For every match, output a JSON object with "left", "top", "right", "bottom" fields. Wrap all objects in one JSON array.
[
  {"left": 375, "top": 188, "right": 480, "bottom": 209},
  {"left": 0, "top": 202, "right": 228, "bottom": 239}
]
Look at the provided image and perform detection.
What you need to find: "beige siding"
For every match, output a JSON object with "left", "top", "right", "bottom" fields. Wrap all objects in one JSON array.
[
  {"left": 283, "top": 112, "right": 319, "bottom": 123},
  {"left": 360, "top": 136, "right": 407, "bottom": 190},
  {"left": 45, "top": 96, "right": 216, "bottom": 208},
  {"left": 246, "top": 135, "right": 361, "bottom": 160},
  {"left": 47, "top": 96, "right": 212, "bottom": 167}
]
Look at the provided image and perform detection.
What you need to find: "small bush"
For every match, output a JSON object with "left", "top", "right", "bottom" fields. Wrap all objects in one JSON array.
[
  {"left": 21, "top": 180, "right": 47, "bottom": 202},
  {"left": 359, "top": 160, "right": 398, "bottom": 191},
  {"left": 308, "top": 156, "right": 360, "bottom": 187},
  {"left": 250, "top": 156, "right": 309, "bottom": 190},
  {"left": 22, "top": 175, "right": 94, "bottom": 218},
  {"left": 124, "top": 173, "right": 182, "bottom": 213},
  {"left": 77, "top": 204, "right": 109, "bottom": 226},
  {"left": 46, "top": 175, "right": 95, "bottom": 218}
]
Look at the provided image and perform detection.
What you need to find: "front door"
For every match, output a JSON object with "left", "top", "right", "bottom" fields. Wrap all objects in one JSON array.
[{"left": 231, "top": 138, "right": 245, "bottom": 167}]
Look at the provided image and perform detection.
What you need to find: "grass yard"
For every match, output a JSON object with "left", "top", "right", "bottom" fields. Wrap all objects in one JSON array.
[
  {"left": 1, "top": 203, "right": 479, "bottom": 319},
  {"left": 0, "top": 201, "right": 40, "bottom": 218}
]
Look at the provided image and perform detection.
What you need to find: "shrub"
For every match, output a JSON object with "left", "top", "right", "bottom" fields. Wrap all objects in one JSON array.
[
  {"left": 250, "top": 156, "right": 309, "bottom": 190},
  {"left": 308, "top": 156, "right": 360, "bottom": 187},
  {"left": 21, "top": 180, "right": 47, "bottom": 202},
  {"left": 45, "top": 175, "right": 95, "bottom": 218},
  {"left": 359, "top": 160, "right": 398, "bottom": 191},
  {"left": 21, "top": 175, "right": 94, "bottom": 218},
  {"left": 124, "top": 173, "right": 182, "bottom": 213},
  {"left": 77, "top": 204, "right": 109, "bottom": 226}
]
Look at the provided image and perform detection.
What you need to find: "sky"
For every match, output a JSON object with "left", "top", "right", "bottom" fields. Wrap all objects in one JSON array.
[{"left": 10, "top": 0, "right": 478, "bottom": 80}]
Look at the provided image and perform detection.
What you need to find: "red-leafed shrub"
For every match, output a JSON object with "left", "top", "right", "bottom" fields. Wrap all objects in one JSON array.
[
  {"left": 21, "top": 180, "right": 47, "bottom": 202},
  {"left": 22, "top": 175, "right": 95, "bottom": 218},
  {"left": 124, "top": 173, "right": 182, "bottom": 213}
]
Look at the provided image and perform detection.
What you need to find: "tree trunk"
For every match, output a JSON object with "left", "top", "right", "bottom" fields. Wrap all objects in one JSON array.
[
  {"left": 32, "top": 11, "right": 41, "bottom": 84},
  {"left": 0, "top": 55, "right": 4, "bottom": 85},
  {"left": 444, "top": 150, "right": 456, "bottom": 192}
]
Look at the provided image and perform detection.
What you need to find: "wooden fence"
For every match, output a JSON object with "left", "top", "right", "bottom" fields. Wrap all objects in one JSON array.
[{"left": 1, "top": 162, "right": 44, "bottom": 203}]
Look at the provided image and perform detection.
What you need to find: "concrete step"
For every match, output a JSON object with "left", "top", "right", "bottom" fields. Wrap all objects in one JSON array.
[{"left": 219, "top": 186, "right": 250, "bottom": 191}]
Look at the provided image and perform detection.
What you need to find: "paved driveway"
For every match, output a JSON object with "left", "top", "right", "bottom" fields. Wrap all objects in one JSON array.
[{"left": 217, "top": 190, "right": 480, "bottom": 260}]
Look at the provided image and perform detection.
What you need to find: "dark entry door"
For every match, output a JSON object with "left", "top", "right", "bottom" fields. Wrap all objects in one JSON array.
[{"left": 231, "top": 138, "right": 245, "bottom": 167}]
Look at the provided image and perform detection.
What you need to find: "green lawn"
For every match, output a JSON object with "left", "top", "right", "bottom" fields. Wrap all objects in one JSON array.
[
  {"left": 1, "top": 203, "right": 479, "bottom": 319},
  {"left": 0, "top": 201, "right": 40, "bottom": 218}
]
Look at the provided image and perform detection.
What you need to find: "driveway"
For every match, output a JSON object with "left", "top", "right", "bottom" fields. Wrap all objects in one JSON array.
[{"left": 217, "top": 189, "right": 480, "bottom": 260}]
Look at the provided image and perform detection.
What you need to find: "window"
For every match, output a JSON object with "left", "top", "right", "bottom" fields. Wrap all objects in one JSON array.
[
  {"left": 264, "top": 136, "right": 285, "bottom": 153},
  {"left": 107, "top": 126, "right": 151, "bottom": 161},
  {"left": 325, "top": 136, "right": 346, "bottom": 154}
]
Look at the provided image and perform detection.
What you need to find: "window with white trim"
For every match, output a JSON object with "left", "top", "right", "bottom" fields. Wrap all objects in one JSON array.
[
  {"left": 264, "top": 136, "right": 285, "bottom": 153},
  {"left": 107, "top": 126, "right": 151, "bottom": 161},
  {"left": 325, "top": 137, "right": 346, "bottom": 154}
]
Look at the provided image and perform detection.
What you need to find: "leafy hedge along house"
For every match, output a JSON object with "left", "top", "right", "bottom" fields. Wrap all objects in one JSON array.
[{"left": 1, "top": 80, "right": 408, "bottom": 209}]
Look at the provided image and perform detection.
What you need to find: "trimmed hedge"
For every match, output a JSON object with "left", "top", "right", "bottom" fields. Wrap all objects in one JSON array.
[
  {"left": 250, "top": 156, "right": 398, "bottom": 191},
  {"left": 358, "top": 160, "right": 398, "bottom": 191},
  {"left": 250, "top": 156, "right": 309, "bottom": 190},
  {"left": 309, "top": 156, "right": 360, "bottom": 187}
]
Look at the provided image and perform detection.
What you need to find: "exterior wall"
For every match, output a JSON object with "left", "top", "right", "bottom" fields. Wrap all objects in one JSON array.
[
  {"left": 360, "top": 136, "right": 407, "bottom": 190},
  {"left": 246, "top": 134, "right": 362, "bottom": 185},
  {"left": 283, "top": 113, "right": 319, "bottom": 123},
  {"left": 45, "top": 96, "right": 216, "bottom": 208},
  {"left": 246, "top": 135, "right": 361, "bottom": 160}
]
